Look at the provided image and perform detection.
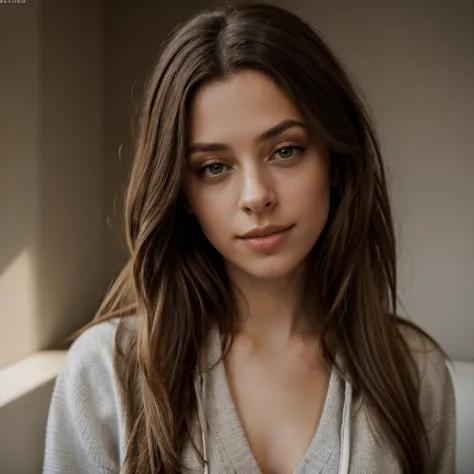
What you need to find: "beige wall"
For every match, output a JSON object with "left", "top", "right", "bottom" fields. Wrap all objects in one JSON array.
[
  {"left": 0, "top": 0, "right": 105, "bottom": 368},
  {"left": 0, "top": 0, "right": 215, "bottom": 370},
  {"left": 271, "top": 0, "right": 474, "bottom": 359},
  {"left": 1, "top": 0, "right": 472, "bottom": 369},
  {"left": 0, "top": 0, "right": 40, "bottom": 368}
]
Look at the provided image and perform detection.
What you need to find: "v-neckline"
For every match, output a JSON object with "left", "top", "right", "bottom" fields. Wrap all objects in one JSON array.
[{"left": 204, "top": 327, "right": 343, "bottom": 474}]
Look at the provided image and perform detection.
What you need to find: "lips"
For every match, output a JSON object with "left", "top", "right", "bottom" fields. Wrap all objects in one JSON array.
[
  {"left": 238, "top": 224, "right": 293, "bottom": 239},
  {"left": 237, "top": 225, "right": 294, "bottom": 252}
]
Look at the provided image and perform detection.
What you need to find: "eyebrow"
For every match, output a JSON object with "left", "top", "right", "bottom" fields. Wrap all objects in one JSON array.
[{"left": 187, "top": 119, "right": 307, "bottom": 155}]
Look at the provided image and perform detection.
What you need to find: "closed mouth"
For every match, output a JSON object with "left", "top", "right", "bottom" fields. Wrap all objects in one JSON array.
[{"left": 239, "top": 225, "right": 293, "bottom": 239}]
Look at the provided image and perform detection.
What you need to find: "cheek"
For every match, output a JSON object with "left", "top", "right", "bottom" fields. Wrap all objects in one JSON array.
[
  {"left": 187, "top": 187, "right": 233, "bottom": 240},
  {"left": 289, "top": 169, "right": 331, "bottom": 249},
  {"left": 290, "top": 165, "right": 330, "bottom": 215}
]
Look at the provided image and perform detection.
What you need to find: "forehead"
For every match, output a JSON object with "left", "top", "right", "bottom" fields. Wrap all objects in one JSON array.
[{"left": 187, "top": 69, "right": 303, "bottom": 143}]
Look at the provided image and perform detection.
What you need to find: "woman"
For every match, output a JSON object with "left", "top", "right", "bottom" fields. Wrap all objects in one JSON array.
[{"left": 43, "top": 2, "right": 455, "bottom": 473}]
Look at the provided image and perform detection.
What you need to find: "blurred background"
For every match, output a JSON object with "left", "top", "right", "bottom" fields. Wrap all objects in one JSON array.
[{"left": 0, "top": 0, "right": 473, "bottom": 472}]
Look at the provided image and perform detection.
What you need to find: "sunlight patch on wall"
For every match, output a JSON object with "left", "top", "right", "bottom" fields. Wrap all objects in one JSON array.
[{"left": 0, "top": 247, "right": 39, "bottom": 369}]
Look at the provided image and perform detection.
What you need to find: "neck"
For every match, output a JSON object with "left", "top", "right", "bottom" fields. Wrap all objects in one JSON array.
[{"left": 227, "top": 262, "right": 318, "bottom": 345}]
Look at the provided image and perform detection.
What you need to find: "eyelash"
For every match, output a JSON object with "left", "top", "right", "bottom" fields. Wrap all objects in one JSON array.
[{"left": 197, "top": 145, "right": 306, "bottom": 179}]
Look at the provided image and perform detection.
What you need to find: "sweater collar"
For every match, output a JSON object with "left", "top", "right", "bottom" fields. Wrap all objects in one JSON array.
[{"left": 200, "top": 326, "right": 345, "bottom": 474}]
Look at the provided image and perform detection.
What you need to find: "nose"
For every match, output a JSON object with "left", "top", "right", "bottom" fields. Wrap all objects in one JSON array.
[{"left": 238, "top": 166, "right": 277, "bottom": 214}]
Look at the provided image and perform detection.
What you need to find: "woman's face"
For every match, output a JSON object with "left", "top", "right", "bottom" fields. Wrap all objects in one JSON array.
[{"left": 183, "top": 69, "right": 330, "bottom": 281}]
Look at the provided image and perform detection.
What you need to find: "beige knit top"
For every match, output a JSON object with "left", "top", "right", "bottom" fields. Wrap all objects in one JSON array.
[{"left": 43, "top": 317, "right": 455, "bottom": 473}]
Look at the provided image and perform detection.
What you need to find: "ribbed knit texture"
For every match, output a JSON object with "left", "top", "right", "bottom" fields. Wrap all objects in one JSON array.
[{"left": 43, "top": 317, "right": 455, "bottom": 473}]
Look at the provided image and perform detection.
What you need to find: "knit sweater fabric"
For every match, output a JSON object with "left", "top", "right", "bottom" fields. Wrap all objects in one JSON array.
[{"left": 42, "top": 317, "right": 455, "bottom": 473}]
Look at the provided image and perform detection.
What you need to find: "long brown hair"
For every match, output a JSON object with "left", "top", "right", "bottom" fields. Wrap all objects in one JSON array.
[{"left": 70, "top": 2, "right": 443, "bottom": 473}]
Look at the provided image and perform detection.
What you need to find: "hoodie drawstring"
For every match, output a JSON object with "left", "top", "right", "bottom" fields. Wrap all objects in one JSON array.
[
  {"left": 195, "top": 369, "right": 352, "bottom": 474},
  {"left": 339, "top": 379, "right": 352, "bottom": 474},
  {"left": 194, "top": 371, "right": 210, "bottom": 474}
]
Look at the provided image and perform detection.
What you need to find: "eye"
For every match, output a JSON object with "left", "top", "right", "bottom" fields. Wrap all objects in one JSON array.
[
  {"left": 273, "top": 145, "right": 306, "bottom": 160},
  {"left": 198, "top": 162, "right": 229, "bottom": 178}
]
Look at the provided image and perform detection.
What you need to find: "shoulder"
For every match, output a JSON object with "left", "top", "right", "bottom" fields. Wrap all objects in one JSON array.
[
  {"left": 59, "top": 314, "right": 138, "bottom": 422},
  {"left": 397, "top": 321, "right": 451, "bottom": 399},
  {"left": 43, "top": 316, "right": 138, "bottom": 473},
  {"left": 60, "top": 316, "right": 138, "bottom": 399},
  {"left": 397, "top": 320, "right": 456, "bottom": 469},
  {"left": 65, "top": 315, "right": 137, "bottom": 375}
]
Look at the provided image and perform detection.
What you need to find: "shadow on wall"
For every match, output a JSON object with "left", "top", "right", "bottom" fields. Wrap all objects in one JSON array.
[
  {"left": 0, "top": 0, "right": 104, "bottom": 368},
  {"left": 0, "top": 0, "right": 220, "bottom": 369}
]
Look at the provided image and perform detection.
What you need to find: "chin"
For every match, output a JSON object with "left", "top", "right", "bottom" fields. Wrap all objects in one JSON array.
[{"left": 232, "top": 253, "right": 307, "bottom": 281}]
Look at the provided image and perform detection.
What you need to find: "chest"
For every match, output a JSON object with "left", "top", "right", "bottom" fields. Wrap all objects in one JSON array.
[{"left": 224, "top": 342, "right": 331, "bottom": 474}]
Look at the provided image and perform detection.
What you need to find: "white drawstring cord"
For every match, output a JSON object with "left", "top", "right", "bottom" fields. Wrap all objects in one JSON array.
[
  {"left": 195, "top": 362, "right": 353, "bottom": 474},
  {"left": 194, "top": 371, "right": 209, "bottom": 474},
  {"left": 339, "top": 380, "right": 353, "bottom": 474}
]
